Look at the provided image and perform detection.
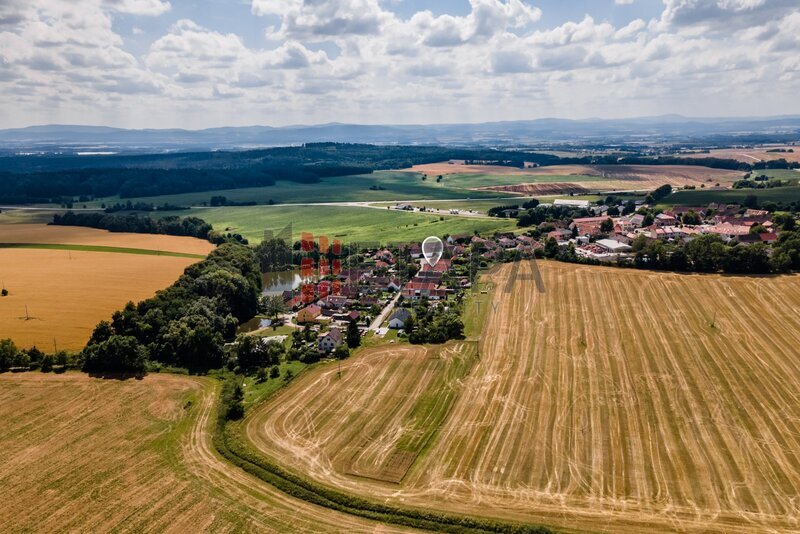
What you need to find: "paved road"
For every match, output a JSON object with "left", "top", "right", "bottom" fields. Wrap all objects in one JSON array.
[{"left": 369, "top": 291, "right": 401, "bottom": 334}]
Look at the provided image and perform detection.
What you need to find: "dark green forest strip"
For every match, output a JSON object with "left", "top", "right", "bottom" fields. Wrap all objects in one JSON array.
[
  {"left": 213, "top": 417, "right": 553, "bottom": 533},
  {"left": 0, "top": 243, "right": 206, "bottom": 259}
]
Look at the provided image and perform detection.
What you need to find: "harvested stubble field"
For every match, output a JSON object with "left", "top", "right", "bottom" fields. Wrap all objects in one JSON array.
[
  {"left": 474, "top": 182, "right": 592, "bottom": 196},
  {"left": 478, "top": 164, "right": 742, "bottom": 195},
  {"left": 682, "top": 146, "right": 800, "bottom": 164},
  {"left": 245, "top": 261, "right": 800, "bottom": 533},
  {"left": 246, "top": 343, "right": 478, "bottom": 486},
  {"left": 0, "top": 373, "right": 409, "bottom": 533},
  {"left": 404, "top": 162, "right": 549, "bottom": 176}
]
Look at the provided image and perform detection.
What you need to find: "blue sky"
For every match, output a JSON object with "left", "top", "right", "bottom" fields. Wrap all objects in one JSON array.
[{"left": 0, "top": 0, "right": 798, "bottom": 129}]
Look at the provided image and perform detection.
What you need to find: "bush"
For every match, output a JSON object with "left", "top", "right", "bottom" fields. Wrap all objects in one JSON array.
[
  {"left": 40, "top": 354, "right": 54, "bottom": 373},
  {"left": 219, "top": 376, "right": 245, "bottom": 422},
  {"left": 255, "top": 367, "right": 268, "bottom": 383},
  {"left": 0, "top": 339, "right": 20, "bottom": 370},
  {"left": 82, "top": 335, "right": 147, "bottom": 375}
]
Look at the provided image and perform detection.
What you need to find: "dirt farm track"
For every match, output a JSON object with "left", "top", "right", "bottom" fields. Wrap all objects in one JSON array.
[{"left": 245, "top": 262, "right": 800, "bottom": 533}]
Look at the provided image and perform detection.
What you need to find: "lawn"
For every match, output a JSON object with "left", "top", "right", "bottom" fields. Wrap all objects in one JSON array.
[{"left": 166, "top": 204, "right": 518, "bottom": 245}]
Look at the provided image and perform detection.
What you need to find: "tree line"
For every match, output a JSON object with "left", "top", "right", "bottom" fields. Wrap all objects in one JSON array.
[
  {"left": 402, "top": 300, "right": 465, "bottom": 344},
  {"left": 629, "top": 231, "right": 800, "bottom": 274},
  {"left": 4, "top": 140, "right": 798, "bottom": 205},
  {"left": 82, "top": 243, "right": 262, "bottom": 375},
  {"left": 51, "top": 211, "right": 214, "bottom": 240},
  {"left": 0, "top": 339, "right": 80, "bottom": 373}
]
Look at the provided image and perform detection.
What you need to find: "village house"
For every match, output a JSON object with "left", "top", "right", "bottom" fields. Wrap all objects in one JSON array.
[
  {"left": 388, "top": 308, "right": 412, "bottom": 329},
  {"left": 744, "top": 209, "right": 769, "bottom": 218},
  {"left": 548, "top": 229, "right": 573, "bottom": 243},
  {"left": 376, "top": 249, "right": 395, "bottom": 263},
  {"left": 737, "top": 232, "right": 778, "bottom": 244},
  {"left": 482, "top": 248, "right": 501, "bottom": 261},
  {"left": 318, "top": 327, "right": 343, "bottom": 354},
  {"left": 402, "top": 281, "right": 446, "bottom": 300},
  {"left": 407, "top": 243, "right": 423, "bottom": 258},
  {"left": 418, "top": 259, "right": 451, "bottom": 276},
  {"left": 571, "top": 216, "right": 608, "bottom": 237},
  {"left": 360, "top": 296, "right": 379, "bottom": 307},
  {"left": 497, "top": 237, "right": 517, "bottom": 248},
  {"left": 704, "top": 223, "right": 751, "bottom": 241},
  {"left": 297, "top": 304, "right": 322, "bottom": 324},
  {"left": 318, "top": 294, "right": 353, "bottom": 310},
  {"left": 654, "top": 213, "right": 678, "bottom": 227},
  {"left": 629, "top": 214, "right": 646, "bottom": 228},
  {"left": 362, "top": 275, "right": 402, "bottom": 292},
  {"left": 334, "top": 310, "right": 361, "bottom": 323},
  {"left": 446, "top": 234, "right": 471, "bottom": 244}
]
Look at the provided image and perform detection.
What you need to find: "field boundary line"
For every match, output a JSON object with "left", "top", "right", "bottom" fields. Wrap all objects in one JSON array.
[{"left": 0, "top": 242, "right": 206, "bottom": 259}]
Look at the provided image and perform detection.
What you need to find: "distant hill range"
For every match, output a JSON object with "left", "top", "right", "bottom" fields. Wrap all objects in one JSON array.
[{"left": 2, "top": 115, "right": 800, "bottom": 152}]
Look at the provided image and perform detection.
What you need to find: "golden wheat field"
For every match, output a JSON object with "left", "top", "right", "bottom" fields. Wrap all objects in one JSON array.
[
  {"left": 0, "top": 373, "right": 408, "bottom": 533},
  {"left": 0, "top": 224, "right": 217, "bottom": 350},
  {"left": 0, "top": 249, "right": 200, "bottom": 350},
  {"left": 245, "top": 261, "right": 800, "bottom": 533},
  {"left": 0, "top": 224, "right": 215, "bottom": 255}
]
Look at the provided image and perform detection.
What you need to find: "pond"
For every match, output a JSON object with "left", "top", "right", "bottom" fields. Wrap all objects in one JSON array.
[
  {"left": 261, "top": 270, "right": 303, "bottom": 296},
  {"left": 239, "top": 270, "right": 304, "bottom": 333},
  {"left": 239, "top": 317, "right": 273, "bottom": 333}
]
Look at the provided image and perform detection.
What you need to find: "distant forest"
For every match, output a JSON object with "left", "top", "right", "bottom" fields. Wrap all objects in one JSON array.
[{"left": 1, "top": 142, "right": 797, "bottom": 204}]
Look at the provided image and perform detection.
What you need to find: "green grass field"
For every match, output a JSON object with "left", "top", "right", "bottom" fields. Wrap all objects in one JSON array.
[
  {"left": 373, "top": 197, "right": 535, "bottom": 213},
  {"left": 659, "top": 184, "right": 800, "bottom": 207},
  {"left": 379, "top": 194, "right": 617, "bottom": 214},
  {"left": 85, "top": 171, "right": 512, "bottom": 208},
  {"left": 168, "top": 204, "right": 518, "bottom": 244},
  {"left": 79, "top": 170, "right": 610, "bottom": 209},
  {"left": 0, "top": 242, "right": 206, "bottom": 258},
  {"left": 759, "top": 169, "right": 800, "bottom": 181}
]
